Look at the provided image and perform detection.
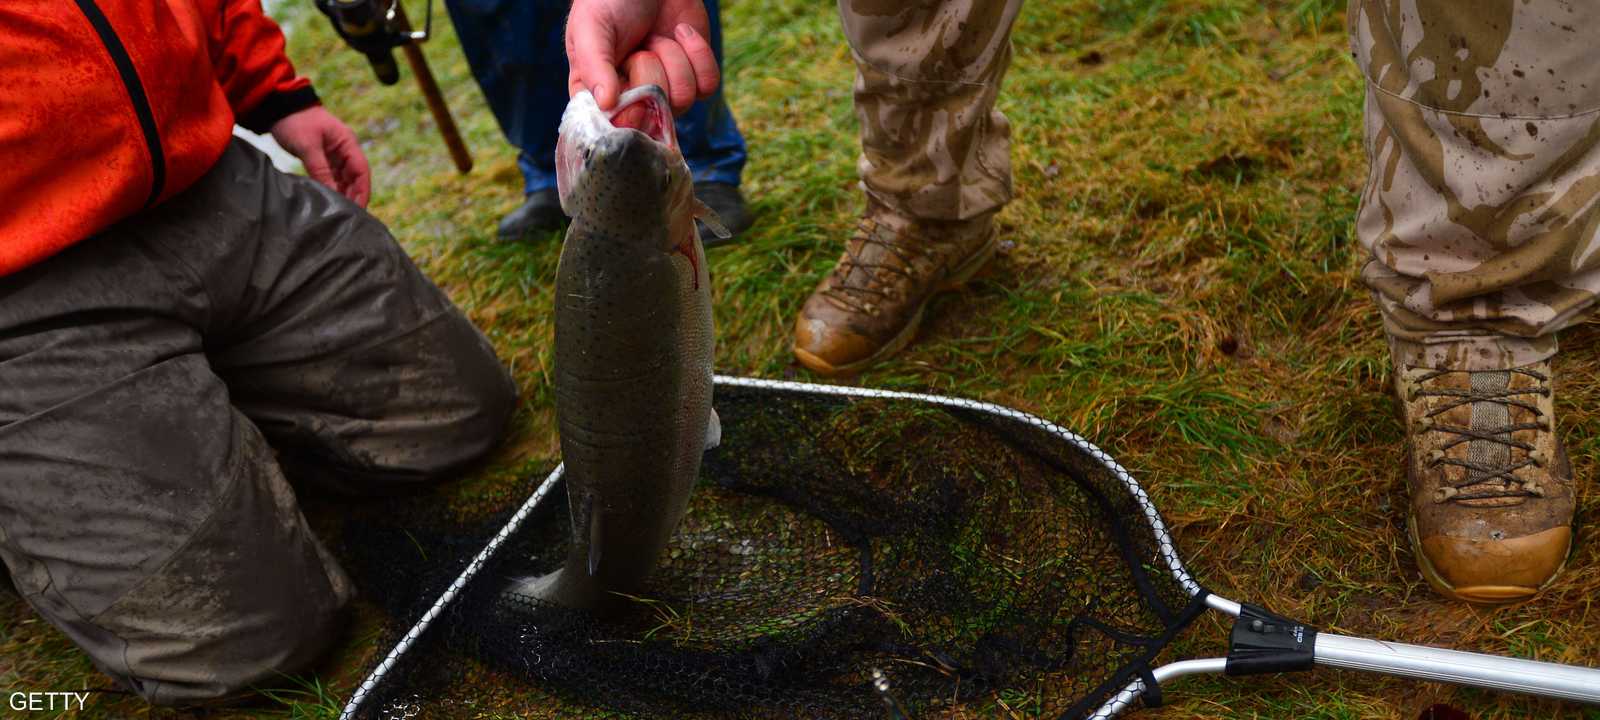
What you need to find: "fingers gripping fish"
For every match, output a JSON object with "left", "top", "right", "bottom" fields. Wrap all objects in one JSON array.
[{"left": 507, "top": 86, "right": 728, "bottom": 614}]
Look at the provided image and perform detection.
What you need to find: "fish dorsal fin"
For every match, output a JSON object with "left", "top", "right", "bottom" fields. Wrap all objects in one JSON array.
[{"left": 694, "top": 198, "right": 732, "bottom": 240}]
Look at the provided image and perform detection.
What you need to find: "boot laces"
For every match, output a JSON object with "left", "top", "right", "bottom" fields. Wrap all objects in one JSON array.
[
  {"left": 821, "top": 220, "right": 923, "bottom": 314},
  {"left": 1412, "top": 366, "right": 1551, "bottom": 502}
]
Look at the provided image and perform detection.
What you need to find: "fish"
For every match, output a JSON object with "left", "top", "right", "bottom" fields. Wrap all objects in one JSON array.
[{"left": 507, "top": 85, "right": 728, "bottom": 614}]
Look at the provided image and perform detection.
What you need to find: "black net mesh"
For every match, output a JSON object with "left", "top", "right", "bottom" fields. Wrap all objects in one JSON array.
[{"left": 341, "top": 380, "right": 1209, "bottom": 720}]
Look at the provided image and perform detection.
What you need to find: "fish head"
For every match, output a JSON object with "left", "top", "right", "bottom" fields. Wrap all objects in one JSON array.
[{"left": 556, "top": 86, "right": 699, "bottom": 248}]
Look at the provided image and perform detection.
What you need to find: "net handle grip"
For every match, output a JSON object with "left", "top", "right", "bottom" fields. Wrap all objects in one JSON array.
[{"left": 1314, "top": 632, "right": 1600, "bottom": 705}]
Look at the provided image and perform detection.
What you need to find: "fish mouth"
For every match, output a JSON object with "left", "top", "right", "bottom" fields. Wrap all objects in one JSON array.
[
  {"left": 555, "top": 85, "right": 678, "bottom": 211},
  {"left": 609, "top": 85, "right": 677, "bottom": 149}
]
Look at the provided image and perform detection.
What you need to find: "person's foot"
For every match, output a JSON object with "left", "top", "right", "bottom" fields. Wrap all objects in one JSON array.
[
  {"left": 1395, "top": 357, "right": 1576, "bottom": 603},
  {"left": 792, "top": 205, "right": 997, "bottom": 376},
  {"left": 497, "top": 189, "right": 565, "bottom": 242},
  {"left": 694, "top": 182, "right": 753, "bottom": 248}
]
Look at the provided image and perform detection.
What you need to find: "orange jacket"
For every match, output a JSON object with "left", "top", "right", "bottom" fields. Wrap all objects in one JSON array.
[{"left": 0, "top": 0, "right": 317, "bottom": 277}]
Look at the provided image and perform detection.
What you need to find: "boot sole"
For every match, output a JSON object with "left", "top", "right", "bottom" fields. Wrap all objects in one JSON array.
[
  {"left": 793, "top": 229, "right": 999, "bottom": 377},
  {"left": 1406, "top": 513, "right": 1569, "bottom": 605}
]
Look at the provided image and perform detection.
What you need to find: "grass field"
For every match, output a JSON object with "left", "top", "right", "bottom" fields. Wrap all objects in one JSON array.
[{"left": 3, "top": 0, "right": 1599, "bottom": 718}]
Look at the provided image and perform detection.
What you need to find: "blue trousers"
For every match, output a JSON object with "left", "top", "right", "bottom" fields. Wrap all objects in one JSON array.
[{"left": 444, "top": 0, "right": 747, "bottom": 195}]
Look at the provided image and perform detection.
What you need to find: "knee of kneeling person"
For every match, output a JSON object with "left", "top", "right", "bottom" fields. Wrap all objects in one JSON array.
[
  {"left": 365, "top": 353, "right": 518, "bottom": 486},
  {"left": 412, "top": 364, "right": 519, "bottom": 479}
]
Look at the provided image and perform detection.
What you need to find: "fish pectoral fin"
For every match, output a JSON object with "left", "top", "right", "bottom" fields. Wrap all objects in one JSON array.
[
  {"left": 587, "top": 504, "right": 604, "bottom": 577},
  {"left": 693, "top": 197, "right": 732, "bottom": 239},
  {"left": 704, "top": 408, "right": 722, "bottom": 451}
]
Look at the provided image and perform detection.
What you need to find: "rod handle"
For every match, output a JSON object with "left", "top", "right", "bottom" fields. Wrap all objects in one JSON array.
[{"left": 392, "top": 2, "right": 473, "bottom": 173}]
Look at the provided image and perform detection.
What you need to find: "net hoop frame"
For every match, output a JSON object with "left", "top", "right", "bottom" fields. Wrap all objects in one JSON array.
[{"left": 339, "top": 374, "right": 1600, "bottom": 719}]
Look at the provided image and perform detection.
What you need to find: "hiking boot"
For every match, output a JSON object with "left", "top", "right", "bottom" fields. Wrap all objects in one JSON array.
[
  {"left": 792, "top": 206, "right": 997, "bottom": 376},
  {"left": 497, "top": 188, "right": 565, "bottom": 242},
  {"left": 695, "top": 182, "right": 753, "bottom": 248},
  {"left": 1395, "top": 358, "right": 1576, "bottom": 603}
]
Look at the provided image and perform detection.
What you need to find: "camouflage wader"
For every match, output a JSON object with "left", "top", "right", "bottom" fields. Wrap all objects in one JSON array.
[
  {"left": 1351, "top": 1, "right": 1593, "bottom": 602},
  {"left": 792, "top": 0, "right": 1022, "bottom": 375},
  {"left": 1350, "top": 0, "right": 1600, "bottom": 370},
  {"left": 838, "top": 0, "right": 1023, "bottom": 224}
]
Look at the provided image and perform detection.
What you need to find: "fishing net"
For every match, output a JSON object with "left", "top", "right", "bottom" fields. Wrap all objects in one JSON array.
[{"left": 337, "top": 377, "right": 1210, "bottom": 720}]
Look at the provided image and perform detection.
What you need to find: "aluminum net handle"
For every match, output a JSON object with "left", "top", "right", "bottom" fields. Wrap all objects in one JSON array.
[
  {"left": 1314, "top": 633, "right": 1600, "bottom": 705},
  {"left": 1088, "top": 595, "right": 1600, "bottom": 717}
]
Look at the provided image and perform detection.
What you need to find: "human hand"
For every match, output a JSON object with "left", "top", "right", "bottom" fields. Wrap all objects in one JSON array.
[
  {"left": 565, "top": 0, "right": 721, "bottom": 114},
  {"left": 270, "top": 105, "right": 372, "bottom": 207}
]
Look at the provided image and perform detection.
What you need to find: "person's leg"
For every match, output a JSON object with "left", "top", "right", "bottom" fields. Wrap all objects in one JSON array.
[
  {"left": 793, "top": 0, "right": 1023, "bottom": 375},
  {"left": 839, "top": 0, "right": 1020, "bottom": 224},
  {"left": 0, "top": 224, "right": 350, "bottom": 705},
  {"left": 1349, "top": 0, "right": 1599, "bottom": 602},
  {"left": 444, "top": 0, "right": 570, "bottom": 239},
  {"left": 158, "top": 142, "right": 519, "bottom": 494}
]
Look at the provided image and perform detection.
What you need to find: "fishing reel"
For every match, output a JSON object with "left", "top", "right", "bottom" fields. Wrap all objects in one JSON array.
[{"left": 315, "top": 0, "right": 433, "bottom": 85}]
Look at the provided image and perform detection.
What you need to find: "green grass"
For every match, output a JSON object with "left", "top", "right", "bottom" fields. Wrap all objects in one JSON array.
[{"left": 4, "top": 0, "right": 1598, "bottom": 718}]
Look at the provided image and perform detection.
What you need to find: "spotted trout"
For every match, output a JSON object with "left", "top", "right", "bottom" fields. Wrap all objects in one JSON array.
[{"left": 508, "top": 86, "right": 727, "bottom": 614}]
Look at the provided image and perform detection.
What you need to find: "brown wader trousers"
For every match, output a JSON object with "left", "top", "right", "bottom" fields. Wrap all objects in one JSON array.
[
  {"left": 838, "top": 0, "right": 1024, "bottom": 225},
  {"left": 842, "top": 2, "right": 1599, "bottom": 363},
  {"left": 0, "top": 141, "right": 517, "bottom": 704},
  {"left": 1350, "top": 0, "right": 1600, "bottom": 370}
]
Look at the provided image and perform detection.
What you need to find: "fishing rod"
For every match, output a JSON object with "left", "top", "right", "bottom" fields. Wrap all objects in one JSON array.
[{"left": 315, "top": 0, "right": 473, "bottom": 173}]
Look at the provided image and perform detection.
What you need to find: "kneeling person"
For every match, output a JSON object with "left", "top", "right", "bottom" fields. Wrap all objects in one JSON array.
[{"left": 0, "top": 0, "right": 515, "bottom": 704}]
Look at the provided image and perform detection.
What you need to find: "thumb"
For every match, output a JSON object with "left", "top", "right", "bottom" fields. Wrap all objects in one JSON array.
[{"left": 566, "top": 8, "right": 621, "bottom": 108}]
